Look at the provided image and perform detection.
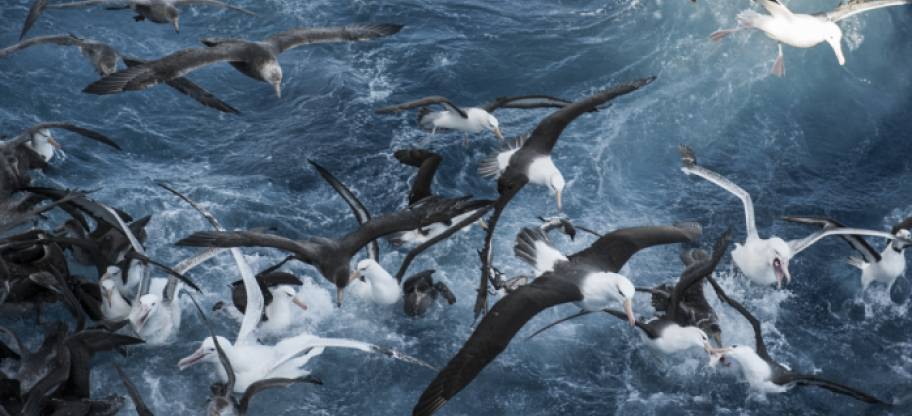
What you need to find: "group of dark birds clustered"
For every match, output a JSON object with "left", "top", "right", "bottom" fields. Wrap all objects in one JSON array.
[{"left": 1, "top": 0, "right": 911, "bottom": 415}]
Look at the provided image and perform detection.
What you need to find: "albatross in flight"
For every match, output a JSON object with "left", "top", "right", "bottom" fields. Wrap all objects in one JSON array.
[
  {"left": 710, "top": 0, "right": 912, "bottom": 76},
  {"left": 678, "top": 145, "right": 910, "bottom": 289},
  {"left": 784, "top": 215, "right": 911, "bottom": 293},
  {"left": 21, "top": 0, "right": 255, "bottom": 37},
  {"left": 473, "top": 77, "right": 656, "bottom": 317},
  {"left": 83, "top": 23, "right": 403, "bottom": 98},
  {"left": 376, "top": 95, "right": 592, "bottom": 144},
  {"left": 412, "top": 223, "right": 701, "bottom": 416}
]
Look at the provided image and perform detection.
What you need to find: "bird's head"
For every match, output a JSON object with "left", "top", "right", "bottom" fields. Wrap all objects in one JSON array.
[
  {"left": 269, "top": 284, "right": 308, "bottom": 311},
  {"left": 402, "top": 271, "right": 435, "bottom": 317},
  {"left": 767, "top": 238, "right": 792, "bottom": 289},
  {"left": 893, "top": 229, "right": 911, "bottom": 251},
  {"left": 823, "top": 22, "right": 844, "bottom": 66},
  {"left": 486, "top": 113, "right": 504, "bottom": 141},
  {"left": 262, "top": 61, "right": 283, "bottom": 98},
  {"left": 178, "top": 336, "right": 231, "bottom": 370},
  {"left": 608, "top": 274, "right": 636, "bottom": 326},
  {"left": 130, "top": 294, "right": 161, "bottom": 332},
  {"left": 167, "top": 7, "right": 180, "bottom": 32}
]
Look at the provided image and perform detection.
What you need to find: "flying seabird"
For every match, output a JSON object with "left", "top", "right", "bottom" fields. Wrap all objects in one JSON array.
[
  {"left": 159, "top": 182, "right": 308, "bottom": 334},
  {"left": 710, "top": 0, "right": 912, "bottom": 76},
  {"left": 22, "top": 0, "right": 255, "bottom": 37},
  {"left": 474, "top": 77, "right": 656, "bottom": 317},
  {"left": 402, "top": 269, "right": 456, "bottom": 317},
  {"left": 177, "top": 173, "right": 490, "bottom": 307},
  {"left": 527, "top": 230, "right": 732, "bottom": 362},
  {"left": 678, "top": 145, "right": 910, "bottom": 288},
  {"left": 711, "top": 277, "right": 891, "bottom": 404},
  {"left": 784, "top": 215, "right": 911, "bottom": 292},
  {"left": 376, "top": 95, "right": 594, "bottom": 144},
  {"left": 178, "top": 239, "right": 436, "bottom": 393},
  {"left": 412, "top": 223, "right": 701, "bottom": 416},
  {"left": 83, "top": 23, "right": 403, "bottom": 98}
]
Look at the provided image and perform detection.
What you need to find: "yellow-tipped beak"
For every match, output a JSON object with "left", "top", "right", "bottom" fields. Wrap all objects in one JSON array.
[
  {"left": 555, "top": 190, "right": 562, "bottom": 212},
  {"left": 494, "top": 127, "right": 504, "bottom": 141},
  {"left": 273, "top": 82, "right": 282, "bottom": 98},
  {"left": 172, "top": 19, "right": 180, "bottom": 33},
  {"left": 48, "top": 137, "right": 61, "bottom": 149},
  {"left": 292, "top": 297, "right": 308, "bottom": 311},
  {"left": 623, "top": 298, "right": 635, "bottom": 327}
]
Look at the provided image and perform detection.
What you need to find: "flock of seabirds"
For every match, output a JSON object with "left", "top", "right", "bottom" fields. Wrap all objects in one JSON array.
[{"left": 1, "top": 0, "right": 911, "bottom": 414}]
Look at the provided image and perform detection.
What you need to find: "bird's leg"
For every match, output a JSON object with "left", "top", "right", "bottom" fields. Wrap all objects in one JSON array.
[{"left": 771, "top": 44, "right": 785, "bottom": 77}]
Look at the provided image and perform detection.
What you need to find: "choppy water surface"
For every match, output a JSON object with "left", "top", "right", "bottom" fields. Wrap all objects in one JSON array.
[{"left": 2, "top": 0, "right": 911, "bottom": 414}]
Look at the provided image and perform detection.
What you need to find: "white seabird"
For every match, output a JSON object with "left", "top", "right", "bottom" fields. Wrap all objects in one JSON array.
[{"left": 710, "top": 0, "right": 912, "bottom": 76}]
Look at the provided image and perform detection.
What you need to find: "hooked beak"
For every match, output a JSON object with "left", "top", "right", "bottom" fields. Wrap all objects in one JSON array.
[
  {"left": 177, "top": 349, "right": 205, "bottom": 370},
  {"left": 827, "top": 38, "right": 845, "bottom": 66},
  {"left": 493, "top": 127, "right": 505, "bottom": 141},
  {"left": 336, "top": 288, "right": 344, "bottom": 307},
  {"left": 273, "top": 81, "right": 282, "bottom": 98},
  {"left": 349, "top": 270, "right": 361, "bottom": 284},
  {"left": 134, "top": 306, "right": 151, "bottom": 331},
  {"left": 103, "top": 287, "right": 113, "bottom": 309},
  {"left": 774, "top": 263, "right": 791, "bottom": 289},
  {"left": 292, "top": 297, "right": 308, "bottom": 311},
  {"left": 555, "top": 190, "right": 563, "bottom": 212},
  {"left": 704, "top": 344, "right": 732, "bottom": 367},
  {"left": 623, "top": 298, "right": 635, "bottom": 327},
  {"left": 172, "top": 18, "right": 180, "bottom": 33},
  {"left": 48, "top": 136, "right": 62, "bottom": 150}
]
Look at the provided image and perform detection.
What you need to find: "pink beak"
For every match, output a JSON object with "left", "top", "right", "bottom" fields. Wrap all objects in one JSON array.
[{"left": 178, "top": 349, "right": 206, "bottom": 370}]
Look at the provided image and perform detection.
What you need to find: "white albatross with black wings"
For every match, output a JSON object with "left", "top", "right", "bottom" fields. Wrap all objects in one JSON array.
[
  {"left": 711, "top": 0, "right": 912, "bottom": 76},
  {"left": 473, "top": 77, "right": 656, "bottom": 317},
  {"left": 678, "top": 145, "right": 909, "bottom": 289},
  {"left": 22, "top": 0, "right": 255, "bottom": 36},
  {"left": 83, "top": 23, "right": 403, "bottom": 98},
  {"left": 710, "top": 278, "right": 891, "bottom": 404},
  {"left": 784, "top": 215, "right": 911, "bottom": 292},
  {"left": 376, "top": 95, "right": 592, "bottom": 143},
  {"left": 412, "top": 223, "right": 701, "bottom": 416},
  {"left": 527, "top": 230, "right": 733, "bottom": 361}
]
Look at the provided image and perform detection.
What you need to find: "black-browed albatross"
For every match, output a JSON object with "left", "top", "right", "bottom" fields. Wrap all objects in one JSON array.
[
  {"left": 83, "top": 23, "right": 403, "bottom": 98},
  {"left": 473, "top": 77, "right": 656, "bottom": 317},
  {"left": 412, "top": 222, "right": 701, "bottom": 416}
]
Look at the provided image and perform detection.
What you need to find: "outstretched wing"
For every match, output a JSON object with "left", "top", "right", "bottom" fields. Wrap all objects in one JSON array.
[
  {"left": 787, "top": 227, "right": 906, "bottom": 256},
  {"left": 177, "top": 230, "right": 322, "bottom": 265},
  {"left": 173, "top": 0, "right": 256, "bottom": 16},
  {"left": 481, "top": 95, "right": 582, "bottom": 113},
  {"left": 819, "top": 0, "right": 911, "bottom": 22},
  {"left": 703, "top": 275, "right": 770, "bottom": 361},
  {"left": 375, "top": 96, "right": 467, "bottom": 118},
  {"left": 413, "top": 276, "right": 582, "bottom": 416},
  {"left": 394, "top": 204, "right": 491, "bottom": 282},
  {"left": 83, "top": 43, "right": 250, "bottom": 94},
  {"left": 113, "top": 364, "right": 153, "bottom": 416},
  {"left": 266, "top": 23, "right": 402, "bottom": 54},
  {"left": 123, "top": 57, "right": 240, "bottom": 114},
  {"left": 237, "top": 376, "right": 322, "bottom": 415},
  {"left": 783, "top": 216, "right": 881, "bottom": 263},
  {"left": 308, "top": 160, "right": 378, "bottom": 262},
  {"left": 513, "top": 227, "right": 567, "bottom": 275},
  {"left": 778, "top": 373, "right": 889, "bottom": 404},
  {"left": 2, "top": 122, "right": 120, "bottom": 151},
  {"left": 523, "top": 77, "right": 655, "bottom": 155},
  {"left": 1, "top": 34, "right": 82, "bottom": 58},
  {"left": 679, "top": 144, "right": 758, "bottom": 240},
  {"left": 19, "top": 0, "right": 49, "bottom": 40},
  {"left": 339, "top": 196, "right": 491, "bottom": 257},
  {"left": 569, "top": 223, "right": 702, "bottom": 272}
]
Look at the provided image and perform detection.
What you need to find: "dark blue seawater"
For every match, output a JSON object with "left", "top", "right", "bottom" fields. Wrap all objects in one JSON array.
[{"left": 2, "top": 0, "right": 911, "bottom": 414}]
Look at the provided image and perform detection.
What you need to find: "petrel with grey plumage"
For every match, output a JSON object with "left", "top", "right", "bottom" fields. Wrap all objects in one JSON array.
[{"left": 83, "top": 23, "right": 403, "bottom": 98}]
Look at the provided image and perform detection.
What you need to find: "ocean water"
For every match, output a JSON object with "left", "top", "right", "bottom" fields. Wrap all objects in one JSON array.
[{"left": 1, "top": 0, "right": 911, "bottom": 414}]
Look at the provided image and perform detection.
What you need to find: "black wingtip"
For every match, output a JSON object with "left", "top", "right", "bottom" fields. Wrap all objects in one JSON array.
[{"left": 678, "top": 144, "right": 696, "bottom": 167}]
